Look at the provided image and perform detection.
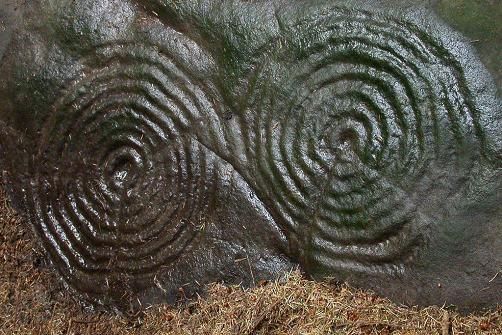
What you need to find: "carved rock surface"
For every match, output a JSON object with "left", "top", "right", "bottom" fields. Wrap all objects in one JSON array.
[{"left": 0, "top": 0, "right": 500, "bottom": 311}]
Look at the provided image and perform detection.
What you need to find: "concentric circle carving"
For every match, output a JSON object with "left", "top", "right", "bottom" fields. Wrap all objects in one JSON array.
[
  {"left": 250, "top": 8, "right": 485, "bottom": 274},
  {"left": 24, "top": 42, "right": 219, "bottom": 297}
]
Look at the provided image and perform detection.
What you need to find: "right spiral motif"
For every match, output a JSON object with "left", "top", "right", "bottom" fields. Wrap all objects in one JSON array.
[{"left": 250, "top": 8, "right": 486, "bottom": 275}]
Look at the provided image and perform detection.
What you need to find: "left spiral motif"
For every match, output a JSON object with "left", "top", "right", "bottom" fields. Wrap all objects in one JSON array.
[{"left": 24, "top": 41, "right": 221, "bottom": 298}]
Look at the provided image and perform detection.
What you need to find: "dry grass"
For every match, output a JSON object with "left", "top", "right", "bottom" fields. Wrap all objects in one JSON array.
[{"left": 0, "top": 182, "right": 500, "bottom": 335}]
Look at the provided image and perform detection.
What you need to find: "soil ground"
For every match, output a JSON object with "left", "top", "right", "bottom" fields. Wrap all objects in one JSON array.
[{"left": 0, "top": 181, "right": 500, "bottom": 335}]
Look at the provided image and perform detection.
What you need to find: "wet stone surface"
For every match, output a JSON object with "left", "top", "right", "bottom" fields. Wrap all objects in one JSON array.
[{"left": 0, "top": 0, "right": 500, "bottom": 312}]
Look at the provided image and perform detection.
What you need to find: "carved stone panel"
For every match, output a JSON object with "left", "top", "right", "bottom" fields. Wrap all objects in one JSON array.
[{"left": 0, "top": 0, "right": 500, "bottom": 311}]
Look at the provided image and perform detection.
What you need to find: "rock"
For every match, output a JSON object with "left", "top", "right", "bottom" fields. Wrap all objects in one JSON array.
[{"left": 0, "top": 0, "right": 500, "bottom": 312}]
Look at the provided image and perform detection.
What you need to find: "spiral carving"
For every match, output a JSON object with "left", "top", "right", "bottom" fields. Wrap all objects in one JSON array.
[
  {"left": 25, "top": 42, "right": 221, "bottom": 295},
  {"left": 249, "top": 8, "right": 484, "bottom": 274}
]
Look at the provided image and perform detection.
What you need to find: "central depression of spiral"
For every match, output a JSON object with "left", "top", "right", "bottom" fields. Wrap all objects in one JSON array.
[
  {"left": 26, "top": 42, "right": 220, "bottom": 296},
  {"left": 250, "top": 8, "right": 484, "bottom": 275}
]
